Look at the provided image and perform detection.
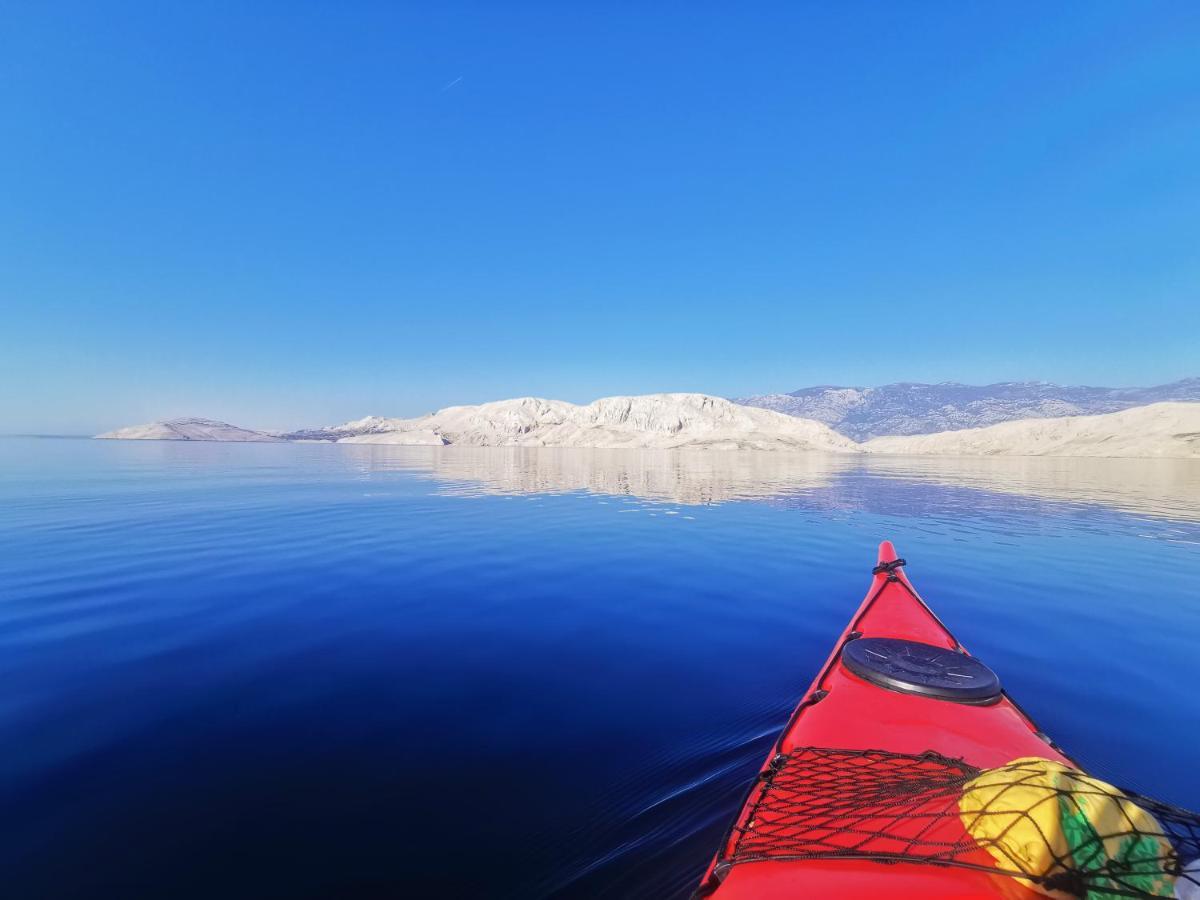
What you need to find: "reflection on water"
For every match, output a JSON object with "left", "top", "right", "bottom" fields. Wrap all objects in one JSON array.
[
  {"left": 341, "top": 445, "right": 852, "bottom": 504},
  {"left": 862, "top": 455, "right": 1200, "bottom": 525},
  {"left": 338, "top": 444, "right": 1200, "bottom": 523}
]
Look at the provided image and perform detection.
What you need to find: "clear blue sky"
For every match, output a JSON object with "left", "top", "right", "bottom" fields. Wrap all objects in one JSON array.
[{"left": 4, "top": 2, "right": 1198, "bottom": 433}]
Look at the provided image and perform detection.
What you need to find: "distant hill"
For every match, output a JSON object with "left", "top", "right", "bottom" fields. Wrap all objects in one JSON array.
[
  {"left": 333, "top": 394, "right": 859, "bottom": 452},
  {"left": 95, "top": 417, "right": 283, "bottom": 442},
  {"left": 733, "top": 378, "right": 1200, "bottom": 441}
]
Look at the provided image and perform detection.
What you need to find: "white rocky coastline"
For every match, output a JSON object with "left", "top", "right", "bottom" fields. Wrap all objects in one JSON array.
[
  {"left": 335, "top": 395, "right": 859, "bottom": 452},
  {"left": 95, "top": 395, "right": 1200, "bottom": 459},
  {"left": 862, "top": 402, "right": 1200, "bottom": 458}
]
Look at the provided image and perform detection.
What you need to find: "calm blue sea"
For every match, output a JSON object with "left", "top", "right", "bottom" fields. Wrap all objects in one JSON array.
[{"left": 1, "top": 438, "right": 1198, "bottom": 898}]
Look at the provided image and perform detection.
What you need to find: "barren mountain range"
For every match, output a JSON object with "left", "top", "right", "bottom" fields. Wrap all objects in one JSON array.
[
  {"left": 96, "top": 390, "right": 1200, "bottom": 459},
  {"left": 734, "top": 378, "right": 1200, "bottom": 441}
]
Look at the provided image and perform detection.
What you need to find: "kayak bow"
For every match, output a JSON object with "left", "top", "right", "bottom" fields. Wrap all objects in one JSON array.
[{"left": 694, "top": 541, "right": 1079, "bottom": 899}]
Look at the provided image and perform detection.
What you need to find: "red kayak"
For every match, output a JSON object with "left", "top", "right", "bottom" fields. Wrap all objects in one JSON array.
[{"left": 693, "top": 542, "right": 1198, "bottom": 899}]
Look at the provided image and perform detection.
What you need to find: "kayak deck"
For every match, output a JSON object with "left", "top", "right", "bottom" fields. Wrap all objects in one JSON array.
[{"left": 694, "top": 541, "right": 1071, "bottom": 899}]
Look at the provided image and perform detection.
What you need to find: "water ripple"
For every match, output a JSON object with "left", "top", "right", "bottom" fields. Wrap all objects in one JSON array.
[{"left": 0, "top": 438, "right": 1196, "bottom": 898}]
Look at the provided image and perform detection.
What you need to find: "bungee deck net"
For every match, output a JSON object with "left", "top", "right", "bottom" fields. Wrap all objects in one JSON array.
[{"left": 720, "top": 747, "right": 1200, "bottom": 899}]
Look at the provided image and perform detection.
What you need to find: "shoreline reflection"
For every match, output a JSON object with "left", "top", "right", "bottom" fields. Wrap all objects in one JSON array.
[{"left": 338, "top": 445, "right": 1200, "bottom": 524}]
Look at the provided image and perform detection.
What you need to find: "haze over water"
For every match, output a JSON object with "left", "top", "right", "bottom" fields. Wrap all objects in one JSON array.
[{"left": 2, "top": 438, "right": 1198, "bottom": 898}]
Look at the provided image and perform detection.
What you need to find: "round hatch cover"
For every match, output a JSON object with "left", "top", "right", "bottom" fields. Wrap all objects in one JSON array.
[{"left": 841, "top": 637, "right": 1001, "bottom": 705}]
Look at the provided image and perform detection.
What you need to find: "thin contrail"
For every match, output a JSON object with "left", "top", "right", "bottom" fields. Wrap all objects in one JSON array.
[{"left": 440, "top": 76, "right": 463, "bottom": 92}]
